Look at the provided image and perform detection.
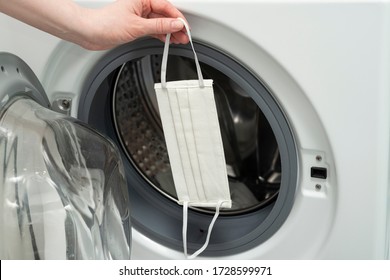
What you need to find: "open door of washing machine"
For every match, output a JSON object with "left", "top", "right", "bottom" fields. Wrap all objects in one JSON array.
[{"left": 0, "top": 53, "right": 131, "bottom": 260}]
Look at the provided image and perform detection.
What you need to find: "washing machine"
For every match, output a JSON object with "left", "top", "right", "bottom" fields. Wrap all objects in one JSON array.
[{"left": 1, "top": 0, "right": 390, "bottom": 259}]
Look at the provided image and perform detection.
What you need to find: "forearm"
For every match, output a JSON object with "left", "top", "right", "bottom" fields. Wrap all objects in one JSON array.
[
  {"left": 0, "top": 0, "right": 88, "bottom": 44},
  {"left": 0, "top": 0, "right": 188, "bottom": 50}
]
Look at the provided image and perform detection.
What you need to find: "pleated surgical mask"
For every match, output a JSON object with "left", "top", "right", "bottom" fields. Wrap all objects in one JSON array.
[{"left": 154, "top": 18, "right": 231, "bottom": 259}]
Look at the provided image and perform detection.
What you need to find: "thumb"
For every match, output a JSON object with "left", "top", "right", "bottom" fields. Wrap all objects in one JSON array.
[{"left": 141, "top": 18, "right": 185, "bottom": 36}]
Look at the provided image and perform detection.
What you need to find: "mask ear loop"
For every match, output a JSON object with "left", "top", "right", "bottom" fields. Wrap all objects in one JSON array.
[
  {"left": 183, "top": 201, "right": 226, "bottom": 259},
  {"left": 160, "top": 17, "right": 204, "bottom": 89}
]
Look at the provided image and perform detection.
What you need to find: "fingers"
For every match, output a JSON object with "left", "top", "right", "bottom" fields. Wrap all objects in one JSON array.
[
  {"left": 145, "top": 0, "right": 189, "bottom": 44},
  {"left": 149, "top": 17, "right": 183, "bottom": 34},
  {"left": 171, "top": 30, "right": 189, "bottom": 44},
  {"left": 140, "top": 17, "right": 189, "bottom": 44},
  {"left": 151, "top": 31, "right": 189, "bottom": 44},
  {"left": 147, "top": 11, "right": 189, "bottom": 44}
]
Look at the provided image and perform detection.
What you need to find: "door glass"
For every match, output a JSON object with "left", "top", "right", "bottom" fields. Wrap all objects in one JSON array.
[{"left": 0, "top": 98, "right": 131, "bottom": 260}]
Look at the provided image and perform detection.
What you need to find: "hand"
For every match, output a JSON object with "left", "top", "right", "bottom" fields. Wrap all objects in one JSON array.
[
  {"left": 80, "top": 0, "right": 189, "bottom": 50},
  {"left": 0, "top": 0, "right": 189, "bottom": 50}
]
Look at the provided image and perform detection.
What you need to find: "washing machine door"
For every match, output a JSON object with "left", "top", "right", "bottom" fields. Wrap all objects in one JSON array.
[{"left": 0, "top": 53, "right": 131, "bottom": 260}]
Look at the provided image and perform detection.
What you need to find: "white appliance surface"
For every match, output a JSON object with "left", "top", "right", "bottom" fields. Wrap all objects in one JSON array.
[{"left": 1, "top": 0, "right": 389, "bottom": 259}]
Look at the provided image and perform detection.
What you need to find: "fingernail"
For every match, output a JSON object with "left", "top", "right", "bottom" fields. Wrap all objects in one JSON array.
[{"left": 171, "top": 19, "right": 184, "bottom": 30}]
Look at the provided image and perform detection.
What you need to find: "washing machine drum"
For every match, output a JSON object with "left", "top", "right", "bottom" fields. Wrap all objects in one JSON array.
[
  {"left": 0, "top": 53, "right": 131, "bottom": 260},
  {"left": 80, "top": 39, "right": 298, "bottom": 256},
  {"left": 115, "top": 56, "right": 280, "bottom": 212}
]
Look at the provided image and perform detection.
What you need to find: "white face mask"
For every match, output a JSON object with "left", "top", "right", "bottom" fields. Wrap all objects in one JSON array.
[{"left": 154, "top": 18, "right": 231, "bottom": 259}]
